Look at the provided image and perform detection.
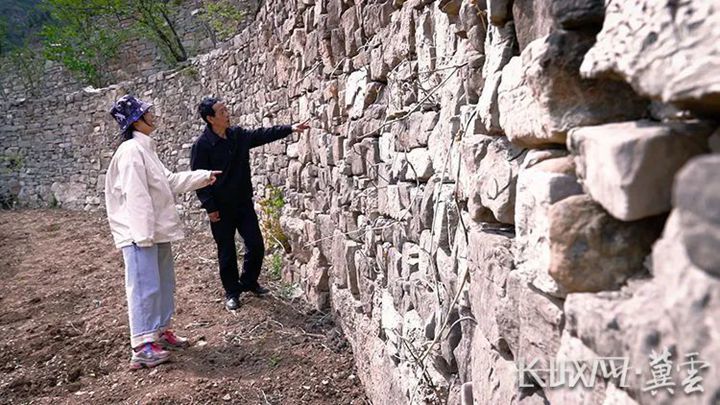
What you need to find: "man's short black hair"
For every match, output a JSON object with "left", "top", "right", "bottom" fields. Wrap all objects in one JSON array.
[{"left": 198, "top": 97, "right": 221, "bottom": 125}]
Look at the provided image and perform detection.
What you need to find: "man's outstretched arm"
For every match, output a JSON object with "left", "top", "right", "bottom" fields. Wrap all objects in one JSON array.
[{"left": 246, "top": 120, "right": 311, "bottom": 148}]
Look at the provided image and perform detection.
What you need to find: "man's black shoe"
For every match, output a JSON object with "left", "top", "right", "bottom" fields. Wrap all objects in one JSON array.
[
  {"left": 249, "top": 285, "right": 270, "bottom": 296},
  {"left": 225, "top": 296, "right": 240, "bottom": 311}
]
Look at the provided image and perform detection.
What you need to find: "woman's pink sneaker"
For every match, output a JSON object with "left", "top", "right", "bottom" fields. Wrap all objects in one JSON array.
[
  {"left": 159, "top": 330, "right": 190, "bottom": 349},
  {"left": 129, "top": 342, "right": 170, "bottom": 370}
]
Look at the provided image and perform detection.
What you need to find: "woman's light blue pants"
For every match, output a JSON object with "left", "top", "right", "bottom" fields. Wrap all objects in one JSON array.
[{"left": 121, "top": 243, "right": 175, "bottom": 348}]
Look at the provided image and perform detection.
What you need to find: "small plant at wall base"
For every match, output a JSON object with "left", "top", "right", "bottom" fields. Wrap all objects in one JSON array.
[
  {"left": 180, "top": 65, "right": 199, "bottom": 81},
  {"left": 258, "top": 185, "right": 290, "bottom": 252},
  {"left": 267, "top": 251, "right": 283, "bottom": 281},
  {"left": 0, "top": 153, "right": 24, "bottom": 174}
]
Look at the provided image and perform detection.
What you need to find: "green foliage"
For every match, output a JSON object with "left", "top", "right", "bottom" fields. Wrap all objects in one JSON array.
[
  {"left": 0, "top": 0, "right": 49, "bottom": 54},
  {"left": 180, "top": 65, "right": 199, "bottom": 81},
  {"left": 40, "top": 0, "right": 124, "bottom": 86},
  {"left": 127, "top": 0, "right": 187, "bottom": 64},
  {"left": 200, "top": 0, "right": 246, "bottom": 42},
  {"left": 38, "top": 0, "right": 188, "bottom": 86},
  {"left": 1, "top": 153, "right": 24, "bottom": 174},
  {"left": 258, "top": 185, "right": 290, "bottom": 252},
  {"left": 2, "top": 45, "right": 45, "bottom": 95},
  {"left": 268, "top": 354, "right": 281, "bottom": 368},
  {"left": 0, "top": 18, "right": 8, "bottom": 54},
  {"left": 267, "top": 251, "right": 283, "bottom": 281},
  {"left": 277, "top": 282, "right": 298, "bottom": 301}
]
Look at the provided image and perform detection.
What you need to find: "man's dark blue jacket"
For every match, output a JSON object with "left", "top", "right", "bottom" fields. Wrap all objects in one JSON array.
[{"left": 190, "top": 124, "right": 292, "bottom": 213}]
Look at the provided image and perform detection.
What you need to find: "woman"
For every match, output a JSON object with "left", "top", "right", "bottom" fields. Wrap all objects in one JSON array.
[{"left": 105, "top": 95, "right": 220, "bottom": 369}]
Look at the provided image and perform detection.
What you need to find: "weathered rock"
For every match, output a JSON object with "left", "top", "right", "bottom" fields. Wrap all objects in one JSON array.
[
  {"left": 345, "top": 68, "right": 369, "bottom": 119},
  {"left": 461, "top": 135, "right": 526, "bottom": 224},
  {"left": 498, "top": 31, "right": 647, "bottom": 148},
  {"left": 468, "top": 227, "right": 515, "bottom": 352},
  {"left": 546, "top": 330, "right": 610, "bottom": 404},
  {"left": 515, "top": 154, "right": 583, "bottom": 297},
  {"left": 512, "top": 269, "right": 565, "bottom": 363},
  {"left": 50, "top": 181, "right": 86, "bottom": 208},
  {"left": 477, "top": 21, "right": 517, "bottom": 134},
  {"left": 431, "top": 185, "right": 460, "bottom": 252},
  {"left": 673, "top": 154, "right": 720, "bottom": 276},
  {"left": 281, "top": 216, "right": 312, "bottom": 263},
  {"left": 395, "top": 111, "right": 438, "bottom": 149},
  {"left": 511, "top": 0, "right": 553, "bottom": 51},
  {"left": 548, "top": 195, "right": 664, "bottom": 293},
  {"left": 470, "top": 332, "right": 553, "bottom": 404},
  {"left": 487, "top": 0, "right": 512, "bottom": 27},
  {"left": 568, "top": 120, "right": 713, "bottom": 221},
  {"left": 565, "top": 212, "right": 720, "bottom": 405},
  {"left": 581, "top": 0, "right": 720, "bottom": 116},
  {"left": 552, "top": 0, "right": 604, "bottom": 30},
  {"left": 458, "top": 1, "right": 486, "bottom": 53},
  {"left": 305, "top": 248, "right": 330, "bottom": 309},
  {"left": 401, "top": 148, "right": 434, "bottom": 182}
]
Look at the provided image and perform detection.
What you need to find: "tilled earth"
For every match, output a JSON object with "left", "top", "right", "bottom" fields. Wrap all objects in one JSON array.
[{"left": 0, "top": 209, "right": 368, "bottom": 404}]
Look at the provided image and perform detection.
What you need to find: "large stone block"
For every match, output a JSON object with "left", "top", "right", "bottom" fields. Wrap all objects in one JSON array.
[
  {"left": 548, "top": 195, "right": 664, "bottom": 293},
  {"left": 468, "top": 227, "right": 515, "bottom": 352},
  {"left": 512, "top": 270, "right": 565, "bottom": 365},
  {"left": 568, "top": 120, "right": 713, "bottom": 221},
  {"left": 511, "top": 0, "right": 553, "bottom": 51},
  {"left": 305, "top": 248, "right": 330, "bottom": 310},
  {"left": 461, "top": 135, "right": 526, "bottom": 224},
  {"left": 470, "top": 332, "right": 548, "bottom": 404},
  {"left": 565, "top": 212, "right": 720, "bottom": 405},
  {"left": 512, "top": 0, "right": 605, "bottom": 50},
  {"left": 395, "top": 111, "right": 438, "bottom": 150},
  {"left": 581, "top": 0, "right": 720, "bottom": 116},
  {"left": 458, "top": 0, "right": 486, "bottom": 53},
  {"left": 514, "top": 154, "right": 583, "bottom": 298},
  {"left": 345, "top": 68, "right": 370, "bottom": 119},
  {"left": 551, "top": 0, "right": 604, "bottom": 30},
  {"left": 546, "top": 330, "right": 611, "bottom": 404},
  {"left": 401, "top": 148, "right": 434, "bottom": 182},
  {"left": 673, "top": 154, "right": 720, "bottom": 276},
  {"left": 477, "top": 21, "right": 517, "bottom": 134},
  {"left": 487, "top": 0, "right": 512, "bottom": 27},
  {"left": 498, "top": 31, "right": 647, "bottom": 148}
]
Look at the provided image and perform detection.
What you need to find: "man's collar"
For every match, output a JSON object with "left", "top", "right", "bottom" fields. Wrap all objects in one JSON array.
[
  {"left": 204, "top": 125, "right": 230, "bottom": 146},
  {"left": 132, "top": 130, "right": 156, "bottom": 151}
]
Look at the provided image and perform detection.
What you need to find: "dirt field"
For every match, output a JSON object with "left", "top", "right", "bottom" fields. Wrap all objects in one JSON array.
[{"left": 0, "top": 209, "right": 368, "bottom": 405}]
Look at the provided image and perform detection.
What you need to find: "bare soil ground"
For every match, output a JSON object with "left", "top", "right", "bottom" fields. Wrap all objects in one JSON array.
[{"left": 0, "top": 209, "right": 368, "bottom": 405}]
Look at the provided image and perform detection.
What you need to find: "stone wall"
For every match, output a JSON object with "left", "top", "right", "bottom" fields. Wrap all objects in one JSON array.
[{"left": 1, "top": 0, "right": 720, "bottom": 404}]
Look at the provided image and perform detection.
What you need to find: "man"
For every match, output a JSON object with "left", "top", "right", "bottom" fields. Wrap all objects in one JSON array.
[{"left": 190, "top": 97, "right": 309, "bottom": 311}]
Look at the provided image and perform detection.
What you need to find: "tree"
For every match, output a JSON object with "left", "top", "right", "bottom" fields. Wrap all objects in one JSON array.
[
  {"left": 40, "top": 0, "right": 124, "bottom": 86},
  {"left": 39, "top": 0, "right": 189, "bottom": 87},
  {"left": 199, "top": 0, "right": 247, "bottom": 44},
  {"left": 0, "top": 18, "right": 8, "bottom": 55},
  {"left": 4, "top": 44, "right": 45, "bottom": 96},
  {"left": 125, "top": 0, "right": 187, "bottom": 63}
]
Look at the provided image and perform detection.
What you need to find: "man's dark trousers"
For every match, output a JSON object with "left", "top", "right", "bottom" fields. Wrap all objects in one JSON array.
[{"left": 211, "top": 202, "right": 264, "bottom": 299}]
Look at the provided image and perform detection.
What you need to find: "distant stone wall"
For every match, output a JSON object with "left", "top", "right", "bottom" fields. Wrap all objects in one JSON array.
[{"left": 1, "top": 1, "right": 720, "bottom": 404}]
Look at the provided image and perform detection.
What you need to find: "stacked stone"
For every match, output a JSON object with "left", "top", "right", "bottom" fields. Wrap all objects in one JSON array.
[{"left": 1, "top": 0, "right": 719, "bottom": 404}]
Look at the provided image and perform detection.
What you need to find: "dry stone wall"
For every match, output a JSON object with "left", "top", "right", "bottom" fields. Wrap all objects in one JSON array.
[{"left": 1, "top": 0, "right": 719, "bottom": 404}]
